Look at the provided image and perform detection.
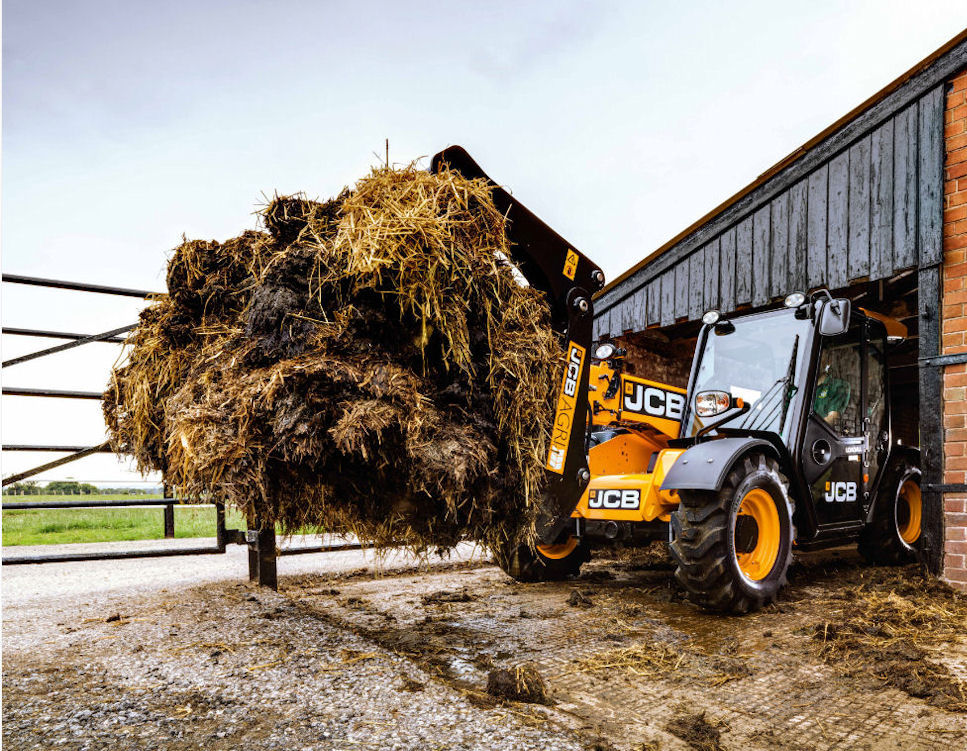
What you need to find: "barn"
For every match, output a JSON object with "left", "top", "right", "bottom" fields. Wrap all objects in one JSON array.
[{"left": 592, "top": 28, "right": 967, "bottom": 588}]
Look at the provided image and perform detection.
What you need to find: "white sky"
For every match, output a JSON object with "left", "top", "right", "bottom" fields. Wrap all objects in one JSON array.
[{"left": 3, "top": 1, "right": 967, "bottom": 486}]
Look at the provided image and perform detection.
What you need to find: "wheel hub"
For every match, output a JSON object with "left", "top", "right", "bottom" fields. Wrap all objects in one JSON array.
[
  {"left": 896, "top": 480, "right": 922, "bottom": 545},
  {"left": 734, "top": 488, "right": 781, "bottom": 582},
  {"left": 734, "top": 514, "right": 759, "bottom": 554}
]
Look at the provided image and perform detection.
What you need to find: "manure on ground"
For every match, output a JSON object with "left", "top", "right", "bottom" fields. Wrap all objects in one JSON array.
[
  {"left": 664, "top": 711, "right": 727, "bottom": 751},
  {"left": 485, "top": 663, "right": 549, "bottom": 704},
  {"left": 809, "top": 565, "right": 967, "bottom": 712}
]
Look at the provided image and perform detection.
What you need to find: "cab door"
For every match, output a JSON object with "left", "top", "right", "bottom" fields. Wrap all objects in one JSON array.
[
  {"left": 863, "top": 324, "right": 890, "bottom": 511},
  {"left": 801, "top": 324, "right": 866, "bottom": 526}
]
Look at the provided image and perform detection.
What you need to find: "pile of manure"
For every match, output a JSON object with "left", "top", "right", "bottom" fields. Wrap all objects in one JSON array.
[
  {"left": 811, "top": 566, "right": 967, "bottom": 711},
  {"left": 486, "top": 663, "right": 549, "bottom": 704},
  {"left": 104, "top": 164, "right": 564, "bottom": 555}
]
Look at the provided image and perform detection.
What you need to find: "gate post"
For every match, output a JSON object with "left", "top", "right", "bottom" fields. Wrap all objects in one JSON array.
[
  {"left": 215, "top": 502, "right": 227, "bottom": 552},
  {"left": 246, "top": 513, "right": 277, "bottom": 590},
  {"left": 162, "top": 484, "right": 175, "bottom": 539}
]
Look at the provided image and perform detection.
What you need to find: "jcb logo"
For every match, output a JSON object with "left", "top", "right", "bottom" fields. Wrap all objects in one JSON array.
[
  {"left": 563, "top": 345, "right": 582, "bottom": 398},
  {"left": 588, "top": 489, "right": 641, "bottom": 509},
  {"left": 546, "top": 342, "right": 586, "bottom": 474},
  {"left": 623, "top": 383, "right": 684, "bottom": 421},
  {"left": 824, "top": 481, "right": 857, "bottom": 503}
]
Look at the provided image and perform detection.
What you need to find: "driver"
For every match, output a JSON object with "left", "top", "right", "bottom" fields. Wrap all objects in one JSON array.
[{"left": 813, "top": 364, "right": 850, "bottom": 426}]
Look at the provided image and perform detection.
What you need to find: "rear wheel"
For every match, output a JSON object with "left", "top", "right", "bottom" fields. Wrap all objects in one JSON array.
[
  {"left": 669, "top": 452, "right": 795, "bottom": 614},
  {"left": 858, "top": 464, "right": 921, "bottom": 565},
  {"left": 492, "top": 536, "right": 589, "bottom": 582}
]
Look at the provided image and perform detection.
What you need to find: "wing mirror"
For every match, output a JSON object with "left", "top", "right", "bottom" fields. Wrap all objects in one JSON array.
[{"left": 818, "top": 298, "right": 851, "bottom": 336}]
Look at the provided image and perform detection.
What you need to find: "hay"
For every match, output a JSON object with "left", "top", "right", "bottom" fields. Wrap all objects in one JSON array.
[
  {"left": 811, "top": 567, "right": 967, "bottom": 712},
  {"left": 104, "top": 165, "right": 564, "bottom": 554},
  {"left": 573, "top": 639, "right": 753, "bottom": 686}
]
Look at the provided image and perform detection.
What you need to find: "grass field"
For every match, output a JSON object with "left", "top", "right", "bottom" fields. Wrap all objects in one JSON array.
[{"left": 2, "top": 494, "right": 247, "bottom": 546}]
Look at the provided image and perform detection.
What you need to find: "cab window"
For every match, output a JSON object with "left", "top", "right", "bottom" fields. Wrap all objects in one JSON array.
[{"left": 813, "top": 334, "right": 862, "bottom": 436}]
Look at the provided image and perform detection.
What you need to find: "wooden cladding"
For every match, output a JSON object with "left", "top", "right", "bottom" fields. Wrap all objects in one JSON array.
[{"left": 595, "top": 85, "right": 945, "bottom": 339}]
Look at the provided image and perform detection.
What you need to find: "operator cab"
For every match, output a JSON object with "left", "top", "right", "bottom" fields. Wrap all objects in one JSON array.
[{"left": 681, "top": 291, "right": 908, "bottom": 541}]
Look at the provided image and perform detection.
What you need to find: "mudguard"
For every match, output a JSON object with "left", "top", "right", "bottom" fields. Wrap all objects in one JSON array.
[{"left": 660, "top": 437, "right": 776, "bottom": 493}]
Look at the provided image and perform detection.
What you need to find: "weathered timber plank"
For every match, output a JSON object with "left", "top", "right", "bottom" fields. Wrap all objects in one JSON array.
[
  {"left": 752, "top": 205, "right": 772, "bottom": 305},
  {"left": 703, "top": 238, "right": 720, "bottom": 312},
  {"left": 735, "top": 217, "right": 753, "bottom": 306},
  {"left": 918, "top": 85, "right": 943, "bottom": 267},
  {"left": 688, "top": 251, "right": 705, "bottom": 320},
  {"left": 789, "top": 179, "right": 808, "bottom": 292},
  {"left": 807, "top": 166, "right": 829, "bottom": 288},
  {"left": 847, "top": 134, "right": 871, "bottom": 282},
  {"left": 647, "top": 278, "right": 661, "bottom": 326},
  {"left": 870, "top": 118, "right": 895, "bottom": 280},
  {"left": 720, "top": 228, "right": 737, "bottom": 313},
  {"left": 770, "top": 192, "right": 789, "bottom": 298},
  {"left": 660, "top": 270, "right": 675, "bottom": 327},
  {"left": 595, "top": 38, "right": 967, "bottom": 315},
  {"left": 893, "top": 101, "right": 919, "bottom": 270},
  {"left": 827, "top": 151, "right": 849, "bottom": 289},
  {"left": 675, "top": 261, "right": 689, "bottom": 321}
]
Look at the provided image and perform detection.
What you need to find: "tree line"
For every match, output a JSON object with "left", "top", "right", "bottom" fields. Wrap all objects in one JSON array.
[{"left": 2, "top": 481, "right": 157, "bottom": 496}]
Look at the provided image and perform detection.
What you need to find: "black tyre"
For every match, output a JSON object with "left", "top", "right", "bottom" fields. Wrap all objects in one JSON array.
[
  {"left": 492, "top": 536, "right": 589, "bottom": 582},
  {"left": 669, "top": 452, "right": 795, "bottom": 614},
  {"left": 858, "top": 464, "right": 921, "bottom": 565}
]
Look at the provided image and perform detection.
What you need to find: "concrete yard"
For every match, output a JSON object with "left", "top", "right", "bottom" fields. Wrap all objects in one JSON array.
[{"left": 3, "top": 541, "right": 966, "bottom": 750}]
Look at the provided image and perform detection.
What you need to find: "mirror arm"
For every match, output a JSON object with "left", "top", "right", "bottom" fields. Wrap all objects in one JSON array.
[{"left": 696, "top": 401, "right": 751, "bottom": 439}]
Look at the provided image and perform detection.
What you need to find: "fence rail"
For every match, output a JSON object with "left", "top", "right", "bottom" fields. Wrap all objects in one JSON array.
[
  {"left": 0, "top": 273, "right": 334, "bottom": 587},
  {"left": 1, "top": 273, "right": 158, "bottom": 298}
]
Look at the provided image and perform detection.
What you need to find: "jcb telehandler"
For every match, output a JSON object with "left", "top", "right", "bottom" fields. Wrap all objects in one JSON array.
[{"left": 432, "top": 146, "right": 922, "bottom": 614}]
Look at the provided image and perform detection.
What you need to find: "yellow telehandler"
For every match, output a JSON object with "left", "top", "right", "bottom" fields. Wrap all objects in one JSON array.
[{"left": 433, "top": 146, "right": 920, "bottom": 614}]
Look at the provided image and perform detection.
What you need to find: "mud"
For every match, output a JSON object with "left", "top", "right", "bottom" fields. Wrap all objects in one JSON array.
[{"left": 283, "top": 546, "right": 967, "bottom": 750}]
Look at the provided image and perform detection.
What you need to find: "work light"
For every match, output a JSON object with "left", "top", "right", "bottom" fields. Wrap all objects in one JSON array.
[
  {"left": 593, "top": 342, "right": 617, "bottom": 360},
  {"left": 695, "top": 390, "right": 731, "bottom": 417}
]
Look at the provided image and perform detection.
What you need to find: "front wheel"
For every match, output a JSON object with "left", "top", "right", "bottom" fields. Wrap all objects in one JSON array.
[
  {"left": 669, "top": 452, "right": 795, "bottom": 614},
  {"left": 492, "top": 536, "right": 590, "bottom": 582}
]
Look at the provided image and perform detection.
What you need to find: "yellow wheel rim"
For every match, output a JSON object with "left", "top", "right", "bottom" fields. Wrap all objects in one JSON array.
[
  {"left": 897, "top": 479, "right": 922, "bottom": 545},
  {"left": 537, "top": 536, "right": 580, "bottom": 560},
  {"left": 734, "top": 488, "right": 781, "bottom": 581}
]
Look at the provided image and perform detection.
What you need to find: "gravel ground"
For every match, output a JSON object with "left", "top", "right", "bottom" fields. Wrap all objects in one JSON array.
[
  {"left": 6, "top": 541, "right": 965, "bottom": 750},
  {"left": 2, "top": 542, "right": 595, "bottom": 751}
]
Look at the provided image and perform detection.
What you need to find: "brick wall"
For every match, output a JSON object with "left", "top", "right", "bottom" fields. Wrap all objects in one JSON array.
[{"left": 942, "top": 68, "right": 967, "bottom": 589}]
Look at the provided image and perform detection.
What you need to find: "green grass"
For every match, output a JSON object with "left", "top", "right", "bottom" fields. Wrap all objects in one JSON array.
[
  {"left": 4, "top": 493, "right": 163, "bottom": 503},
  {"left": 2, "top": 494, "right": 247, "bottom": 546}
]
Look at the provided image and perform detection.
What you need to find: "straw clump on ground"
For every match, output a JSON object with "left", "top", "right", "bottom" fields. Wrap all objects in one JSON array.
[
  {"left": 811, "top": 567, "right": 967, "bottom": 711},
  {"left": 104, "top": 164, "right": 564, "bottom": 554}
]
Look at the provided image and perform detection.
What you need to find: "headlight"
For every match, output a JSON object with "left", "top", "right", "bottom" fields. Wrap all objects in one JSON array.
[
  {"left": 593, "top": 342, "right": 616, "bottom": 359},
  {"left": 784, "top": 291, "right": 806, "bottom": 308},
  {"left": 701, "top": 310, "right": 721, "bottom": 325},
  {"left": 695, "top": 390, "right": 732, "bottom": 417}
]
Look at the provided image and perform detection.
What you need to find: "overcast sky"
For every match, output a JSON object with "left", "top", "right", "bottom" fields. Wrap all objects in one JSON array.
[{"left": 4, "top": 1, "right": 967, "bottom": 486}]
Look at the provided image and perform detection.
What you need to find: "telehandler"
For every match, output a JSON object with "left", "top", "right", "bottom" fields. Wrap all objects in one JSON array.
[{"left": 431, "top": 146, "right": 921, "bottom": 614}]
